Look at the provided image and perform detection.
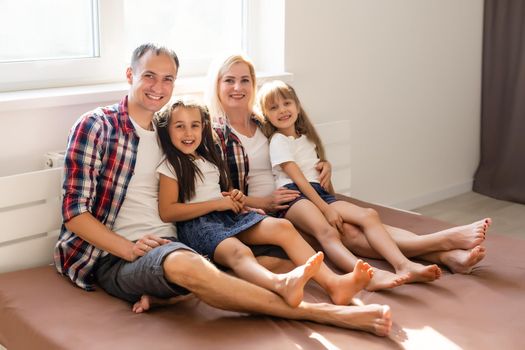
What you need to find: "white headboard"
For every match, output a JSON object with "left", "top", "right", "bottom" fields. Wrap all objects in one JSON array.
[{"left": 0, "top": 168, "right": 62, "bottom": 273}]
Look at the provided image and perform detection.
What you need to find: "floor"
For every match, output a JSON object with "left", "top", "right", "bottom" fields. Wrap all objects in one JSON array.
[{"left": 414, "top": 191, "right": 525, "bottom": 239}]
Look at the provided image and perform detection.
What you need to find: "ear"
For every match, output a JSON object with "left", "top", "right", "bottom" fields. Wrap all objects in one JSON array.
[{"left": 126, "top": 67, "right": 133, "bottom": 84}]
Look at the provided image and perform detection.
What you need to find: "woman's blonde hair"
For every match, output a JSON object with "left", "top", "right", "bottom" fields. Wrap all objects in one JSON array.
[
  {"left": 205, "top": 53, "right": 258, "bottom": 122},
  {"left": 256, "top": 80, "right": 326, "bottom": 161}
]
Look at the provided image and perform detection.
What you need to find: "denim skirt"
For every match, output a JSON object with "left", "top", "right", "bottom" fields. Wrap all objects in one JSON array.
[{"left": 176, "top": 211, "right": 266, "bottom": 259}]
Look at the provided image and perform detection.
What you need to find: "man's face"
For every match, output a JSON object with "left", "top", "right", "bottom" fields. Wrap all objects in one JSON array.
[{"left": 126, "top": 50, "right": 178, "bottom": 117}]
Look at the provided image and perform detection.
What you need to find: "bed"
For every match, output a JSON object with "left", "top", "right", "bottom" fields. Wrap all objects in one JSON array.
[{"left": 1, "top": 166, "right": 524, "bottom": 350}]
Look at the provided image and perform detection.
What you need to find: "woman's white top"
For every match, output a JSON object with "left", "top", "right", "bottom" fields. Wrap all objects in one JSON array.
[
  {"left": 269, "top": 133, "right": 320, "bottom": 188},
  {"left": 112, "top": 117, "right": 177, "bottom": 241},
  {"left": 232, "top": 126, "right": 275, "bottom": 197},
  {"left": 157, "top": 158, "right": 223, "bottom": 203}
]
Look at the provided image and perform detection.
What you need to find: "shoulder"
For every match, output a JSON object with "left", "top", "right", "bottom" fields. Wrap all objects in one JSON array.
[{"left": 157, "top": 158, "right": 177, "bottom": 180}]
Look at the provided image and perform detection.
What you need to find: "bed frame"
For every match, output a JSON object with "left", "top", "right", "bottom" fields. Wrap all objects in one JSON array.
[{"left": 2, "top": 120, "right": 525, "bottom": 349}]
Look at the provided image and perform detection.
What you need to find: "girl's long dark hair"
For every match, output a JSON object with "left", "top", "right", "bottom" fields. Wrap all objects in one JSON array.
[{"left": 156, "top": 99, "right": 231, "bottom": 203}]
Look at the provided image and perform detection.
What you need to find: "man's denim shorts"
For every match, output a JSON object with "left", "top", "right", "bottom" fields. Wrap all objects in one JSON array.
[{"left": 95, "top": 238, "right": 195, "bottom": 303}]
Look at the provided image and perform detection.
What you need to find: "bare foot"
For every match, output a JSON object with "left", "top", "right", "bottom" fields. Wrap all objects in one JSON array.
[
  {"left": 330, "top": 304, "right": 392, "bottom": 336},
  {"left": 441, "top": 245, "right": 486, "bottom": 274},
  {"left": 397, "top": 261, "right": 441, "bottom": 283},
  {"left": 328, "top": 259, "right": 373, "bottom": 305},
  {"left": 132, "top": 293, "right": 195, "bottom": 314},
  {"left": 365, "top": 268, "right": 410, "bottom": 292},
  {"left": 276, "top": 252, "right": 324, "bottom": 307},
  {"left": 441, "top": 218, "right": 492, "bottom": 250}
]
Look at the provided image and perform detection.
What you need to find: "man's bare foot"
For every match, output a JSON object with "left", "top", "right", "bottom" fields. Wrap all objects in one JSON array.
[
  {"left": 330, "top": 304, "right": 392, "bottom": 336},
  {"left": 365, "top": 268, "right": 410, "bottom": 291},
  {"left": 276, "top": 252, "right": 324, "bottom": 307},
  {"left": 440, "top": 218, "right": 492, "bottom": 250},
  {"left": 441, "top": 245, "right": 486, "bottom": 274},
  {"left": 132, "top": 293, "right": 195, "bottom": 314},
  {"left": 397, "top": 261, "right": 441, "bottom": 283},
  {"left": 328, "top": 259, "right": 373, "bottom": 305}
]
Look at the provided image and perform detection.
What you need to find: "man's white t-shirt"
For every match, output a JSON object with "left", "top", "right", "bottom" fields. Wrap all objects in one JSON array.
[
  {"left": 269, "top": 133, "right": 320, "bottom": 188},
  {"left": 112, "top": 118, "right": 177, "bottom": 241},
  {"left": 157, "top": 158, "right": 223, "bottom": 203},
  {"left": 233, "top": 126, "right": 275, "bottom": 197}
]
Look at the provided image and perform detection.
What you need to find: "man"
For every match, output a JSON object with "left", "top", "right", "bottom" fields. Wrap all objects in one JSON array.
[{"left": 54, "top": 43, "right": 391, "bottom": 336}]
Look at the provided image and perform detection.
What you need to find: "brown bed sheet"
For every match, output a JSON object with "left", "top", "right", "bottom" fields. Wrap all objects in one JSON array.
[{"left": 1, "top": 196, "right": 525, "bottom": 349}]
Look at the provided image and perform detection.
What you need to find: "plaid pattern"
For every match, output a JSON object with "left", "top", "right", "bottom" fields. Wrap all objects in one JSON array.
[
  {"left": 213, "top": 116, "right": 249, "bottom": 193},
  {"left": 54, "top": 96, "right": 138, "bottom": 291}
]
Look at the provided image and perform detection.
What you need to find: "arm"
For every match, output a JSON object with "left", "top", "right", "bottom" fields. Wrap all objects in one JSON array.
[
  {"left": 245, "top": 188, "right": 300, "bottom": 213},
  {"left": 316, "top": 161, "right": 335, "bottom": 193},
  {"left": 158, "top": 174, "right": 243, "bottom": 222},
  {"left": 281, "top": 161, "right": 343, "bottom": 232}
]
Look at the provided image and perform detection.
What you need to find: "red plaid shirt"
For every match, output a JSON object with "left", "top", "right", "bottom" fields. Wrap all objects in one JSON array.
[{"left": 54, "top": 96, "right": 138, "bottom": 291}]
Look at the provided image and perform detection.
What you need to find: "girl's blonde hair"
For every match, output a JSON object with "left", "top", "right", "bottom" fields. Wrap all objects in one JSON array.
[
  {"left": 205, "top": 53, "right": 258, "bottom": 122},
  {"left": 256, "top": 80, "right": 327, "bottom": 161}
]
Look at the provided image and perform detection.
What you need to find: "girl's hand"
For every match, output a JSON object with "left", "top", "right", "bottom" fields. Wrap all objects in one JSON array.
[
  {"left": 323, "top": 207, "right": 343, "bottom": 233},
  {"left": 222, "top": 189, "right": 246, "bottom": 205},
  {"left": 131, "top": 234, "right": 171, "bottom": 260},
  {"left": 316, "top": 161, "right": 332, "bottom": 190},
  {"left": 216, "top": 196, "right": 243, "bottom": 213}
]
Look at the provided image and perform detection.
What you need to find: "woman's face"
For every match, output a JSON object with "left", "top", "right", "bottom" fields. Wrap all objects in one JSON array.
[{"left": 218, "top": 62, "right": 254, "bottom": 112}]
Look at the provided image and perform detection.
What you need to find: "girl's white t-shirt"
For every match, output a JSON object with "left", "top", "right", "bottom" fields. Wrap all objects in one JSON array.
[
  {"left": 157, "top": 158, "right": 223, "bottom": 203},
  {"left": 232, "top": 126, "right": 275, "bottom": 197},
  {"left": 112, "top": 118, "right": 177, "bottom": 242},
  {"left": 269, "top": 133, "right": 320, "bottom": 188}
]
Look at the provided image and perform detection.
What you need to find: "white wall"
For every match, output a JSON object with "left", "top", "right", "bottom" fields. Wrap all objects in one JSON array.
[
  {"left": 0, "top": 0, "right": 483, "bottom": 210},
  {"left": 285, "top": 0, "right": 484, "bottom": 209}
]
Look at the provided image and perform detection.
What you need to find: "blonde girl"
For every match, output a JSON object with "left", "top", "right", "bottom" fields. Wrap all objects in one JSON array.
[
  {"left": 257, "top": 80, "right": 446, "bottom": 284},
  {"left": 155, "top": 98, "right": 374, "bottom": 307}
]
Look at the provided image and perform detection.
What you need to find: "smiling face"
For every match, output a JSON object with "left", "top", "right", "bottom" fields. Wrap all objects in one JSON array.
[
  {"left": 168, "top": 107, "right": 203, "bottom": 157},
  {"left": 264, "top": 96, "right": 300, "bottom": 137},
  {"left": 127, "top": 50, "right": 178, "bottom": 119},
  {"left": 218, "top": 62, "right": 254, "bottom": 113}
]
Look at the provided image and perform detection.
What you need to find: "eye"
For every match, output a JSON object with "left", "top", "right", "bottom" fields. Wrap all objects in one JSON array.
[
  {"left": 144, "top": 73, "right": 154, "bottom": 79},
  {"left": 223, "top": 78, "right": 234, "bottom": 84},
  {"left": 241, "top": 78, "right": 251, "bottom": 83},
  {"left": 164, "top": 76, "right": 175, "bottom": 82},
  {"left": 269, "top": 105, "right": 278, "bottom": 111}
]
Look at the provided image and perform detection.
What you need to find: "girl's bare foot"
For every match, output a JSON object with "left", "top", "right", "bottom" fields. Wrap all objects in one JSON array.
[
  {"left": 365, "top": 268, "right": 410, "bottom": 292},
  {"left": 328, "top": 259, "right": 373, "bottom": 305},
  {"left": 441, "top": 218, "right": 492, "bottom": 250},
  {"left": 441, "top": 245, "right": 486, "bottom": 274},
  {"left": 132, "top": 293, "right": 195, "bottom": 314},
  {"left": 276, "top": 252, "right": 324, "bottom": 307},
  {"left": 397, "top": 261, "right": 441, "bottom": 283},
  {"left": 332, "top": 304, "right": 392, "bottom": 336}
]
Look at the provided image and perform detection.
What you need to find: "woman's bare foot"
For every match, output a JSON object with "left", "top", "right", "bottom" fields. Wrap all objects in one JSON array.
[
  {"left": 132, "top": 293, "right": 195, "bottom": 314},
  {"left": 441, "top": 245, "right": 486, "bottom": 274},
  {"left": 330, "top": 304, "right": 392, "bottom": 336},
  {"left": 365, "top": 268, "right": 410, "bottom": 291},
  {"left": 276, "top": 252, "right": 324, "bottom": 307},
  {"left": 328, "top": 259, "right": 373, "bottom": 305},
  {"left": 440, "top": 218, "right": 492, "bottom": 250},
  {"left": 397, "top": 261, "right": 441, "bottom": 283}
]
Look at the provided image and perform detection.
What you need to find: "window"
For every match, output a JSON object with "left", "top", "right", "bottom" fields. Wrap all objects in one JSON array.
[{"left": 0, "top": 0, "right": 284, "bottom": 93}]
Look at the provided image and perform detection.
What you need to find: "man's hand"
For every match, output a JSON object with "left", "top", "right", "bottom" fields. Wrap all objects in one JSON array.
[
  {"left": 131, "top": 234, "right": 171, "bottom": 260},
  {"left": 316, "top": 161, "right": 332, "bottom": 190}
]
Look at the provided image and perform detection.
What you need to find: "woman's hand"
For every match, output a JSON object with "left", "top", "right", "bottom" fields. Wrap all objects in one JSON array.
[
  {"left": 263, "top": 187, "right": 300, "bottom": 212},
  {"left": 322, "top": 207, "right": 343, "bottom": 233},
  {"left": 316, "top": 161, "right": 332, "bottom": 190}
]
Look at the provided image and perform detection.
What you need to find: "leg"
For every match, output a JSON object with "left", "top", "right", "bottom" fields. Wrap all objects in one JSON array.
[
  {"left": 213, "top": 236, "right": 321, "bottom": 307},
  {"left": 237, "top": 216, "right": 373, "bottom": 305},
  {"left": 163, "top": 249, "right": 392, "bottom": 336},
  {"left": 285, "top": 200, "right": 406, "bottom": 291},
  {"left": 341, "top": 219, "right": 490, "bottom": 273},
  {"left": 331, "top": 201, "right": 441, "bottom": 283}
]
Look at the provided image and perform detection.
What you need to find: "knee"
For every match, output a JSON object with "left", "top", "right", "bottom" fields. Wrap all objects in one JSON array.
[
  {"left": 357, "top": 207, "right": 380, "bottom": 225},
  {"left": 227, "top": 243, "right": 253, "bottom": 264},
  {"left": 315, "top": 225, "right": 340, "bottom": 242},
  {"left": 342, "top": 223, "right": 364, "bottom": 242},
  {"left": 268, "top": 218, "right": 298, "bottom": 242},
  {"left": 163, "top": 250, "right": 212, "bottom": 289}
]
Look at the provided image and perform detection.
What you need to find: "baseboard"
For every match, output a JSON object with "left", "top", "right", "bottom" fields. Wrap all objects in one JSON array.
[{"left": 388, "top": 180, "right": 473, "bottom": 211}]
